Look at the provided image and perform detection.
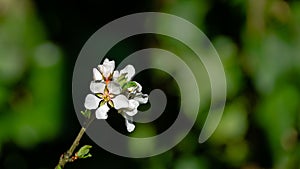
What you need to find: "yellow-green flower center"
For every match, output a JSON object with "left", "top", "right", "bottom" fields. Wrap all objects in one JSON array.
[{"left": 96, "top": 86, "right": 113, "bottom": 102}]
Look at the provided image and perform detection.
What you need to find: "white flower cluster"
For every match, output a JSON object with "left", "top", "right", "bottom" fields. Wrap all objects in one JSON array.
[{"left": 84, "top": 59, "right": 148, "bottom": 132}]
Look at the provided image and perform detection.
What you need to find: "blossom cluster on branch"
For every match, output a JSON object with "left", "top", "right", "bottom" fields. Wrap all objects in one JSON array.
[{"left": 84, "top": 58, "right": 148, "bottom": 132}]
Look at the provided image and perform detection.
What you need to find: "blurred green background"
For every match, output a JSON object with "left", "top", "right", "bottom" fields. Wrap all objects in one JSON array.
[{"left": 0, "top": 0, "right": 300, "bottom": 168}]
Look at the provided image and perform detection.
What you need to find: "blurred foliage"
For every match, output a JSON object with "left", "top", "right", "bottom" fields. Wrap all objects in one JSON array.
[
  {"left": 154, "top": 0, "right": 300, "bottom": 168},
  {"left": 1, "top": 0, "right": 300, "bottom": 169},
  {"left": 0, "top": 0, "right": 63, "bottom": 152}
]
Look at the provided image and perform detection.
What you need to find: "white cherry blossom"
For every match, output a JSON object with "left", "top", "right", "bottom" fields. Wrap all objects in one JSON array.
[
  {"left": 84, "top": 81, "right": 127, "bottom": 120},
  {"left": 84, "top": 58, "right": 149, "bottom": 132}
]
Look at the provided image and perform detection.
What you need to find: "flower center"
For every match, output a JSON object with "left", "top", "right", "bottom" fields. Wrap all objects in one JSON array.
[{"left": 97, "top": 86, "right": 113, "bottom": 102}]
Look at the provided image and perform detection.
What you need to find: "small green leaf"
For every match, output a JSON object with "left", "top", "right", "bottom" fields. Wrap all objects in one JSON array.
[
  {"left": 80, "top": 153, "right": 92, "bottom": 159},
  {"left": 77, "top": 145, "right": 92, "bottom": 159},
  {"left": 80, "top": 110, "right": 91, "bottom": 119},
  {"left": 123, "top": 81, "right": 137, "bottom": 90}
]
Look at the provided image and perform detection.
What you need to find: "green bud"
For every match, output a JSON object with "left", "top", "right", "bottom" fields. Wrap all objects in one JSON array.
[{"left": 77, "top": 145, "right": 92, "bottom": 159}]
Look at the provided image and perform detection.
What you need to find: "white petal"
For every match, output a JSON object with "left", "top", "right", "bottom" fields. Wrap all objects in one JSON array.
[
  {"left": 93, "top": 68, "right": 102, "bottom": 81},
  {"left": 135, "top": 81, "right": 142, "bottom": 92},
  {"left": 99, "top": 59, "right": 115, "bottom": 78},
  {"left": 126, "top": 122, "right": 135, "bottom": 132},
  {"left": 112, "top": 95, "right": 129, "bottom": 109},
  {"left": 84, "top": 94, "right": 101, "bottom": 110},
  {"left": 125, "top": 117, "right": 135, "bottom": 132},
  {"left": 90, "top": 81, "right": 105, "bottom": 93},
  {"left": 113, "top": 70, "right": 119, "bottom": 80},
  {"left": 134, "top": 93, "right": 148, "bottom": 104},
  {"left": 95, "top": 103, "right": 110, "bottom": 119},
  {"left": 125, "top": 108, "right": 138, "bottom": 116},
  {"left": 107, "top": 81, "right": 121, "bottom": 94},
  {"left": 122, "top": 100, "right": 139, "bottom": 116},
  {"left": 104, "top": 58, "right": 115, "bottom": 68},
  {"left": 120, "top": 65, "right": 135, "bottom": 80},
  {"left": 129, "top": 99, "right": 139, "bottom": 109},
  {"left": 98, "top": 65, "right": 109, "bottom": 78}
]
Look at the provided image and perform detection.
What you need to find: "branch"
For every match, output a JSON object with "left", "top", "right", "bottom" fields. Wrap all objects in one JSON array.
[{"left": 55, "top": 113, "right": 95, "bottom": 169}]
